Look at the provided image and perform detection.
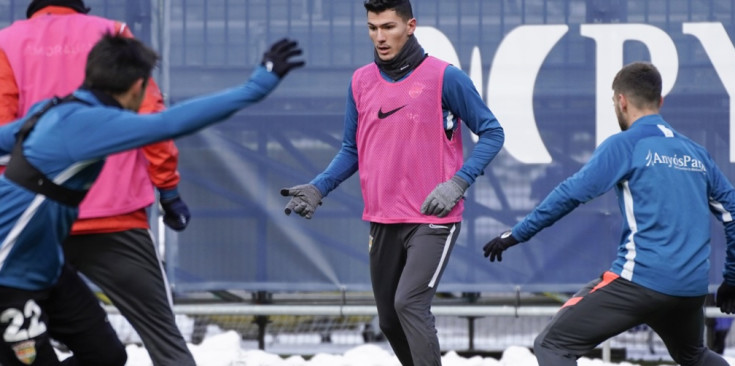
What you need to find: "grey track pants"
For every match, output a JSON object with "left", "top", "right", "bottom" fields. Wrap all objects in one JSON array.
[
  {"left": 63, "top": 228, "right": 196, "bottom": 366},
  {"left": 534, "top": 271, "right": 728, "bottom": 366},
  {"left": 369, "top": 222, "right": 460, "bottom": 366}
]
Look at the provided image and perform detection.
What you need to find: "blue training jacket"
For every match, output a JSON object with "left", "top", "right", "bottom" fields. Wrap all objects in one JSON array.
[
  {"left": 0, "top": 66, "right": 279, "bottom": 291},
  {"left": 513, "top": 114, "right": 735, "bottom": 297}
]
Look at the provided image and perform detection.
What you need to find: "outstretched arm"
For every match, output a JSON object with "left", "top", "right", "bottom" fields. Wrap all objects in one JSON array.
[
  {"left": 484, "top": 134, "right": 633, "bottom": 261},
  {"left": 281, "top": 84, "right": 359, "bottom": 219},
  {"left": 67, "top": 39, "right": 305, "bottom": 162}
]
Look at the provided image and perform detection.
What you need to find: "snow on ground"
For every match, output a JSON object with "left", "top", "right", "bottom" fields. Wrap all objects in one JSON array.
[{"left": 117, "top": 330, "right": 735, "bottom": 366}]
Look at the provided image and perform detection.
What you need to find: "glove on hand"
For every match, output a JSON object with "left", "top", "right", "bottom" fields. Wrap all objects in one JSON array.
[
  {"left": 420, "top": 176, "right": 469, "bottom": 218},
  {"left": 160, "top": 195, "right": 191, "bottom": 231},
  {"left": 717, "top": 282, "right": 735, "bottom": 314},
  {"left": 262, "top": 38, "right": 305, "bottom": 78},
  {"left": 280, "top": 184, "right": 322, "bottom": 219},
  {"left": 482, "top": 231, "right": 520, "bottom": 262}
]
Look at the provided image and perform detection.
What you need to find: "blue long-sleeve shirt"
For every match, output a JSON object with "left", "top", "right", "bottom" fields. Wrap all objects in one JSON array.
[
  {"left": 310, "top": 63, "right": 504, "bottom": 196},
  {"left": 0, "top": 66, "right": 279, "bottom": 291},
  {"left": 512, "top": 114, "right": 735, "bottom": 296}
]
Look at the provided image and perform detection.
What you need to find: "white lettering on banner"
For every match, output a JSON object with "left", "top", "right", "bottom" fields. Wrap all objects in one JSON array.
[
  {"left": 415, "top": 22, "right": 735, "bottom": 164},
  {"left": 486, "top": 25, "right": 569, "bottom": 164},
  {"left": 417, "top": 25, "right": 569, "bottom": 164},
  {"left": 580, "top": 24, "right": 679, "bottom": 147},
  {"left": 683, "top": 23, "right": 735, "bottom": 162}
]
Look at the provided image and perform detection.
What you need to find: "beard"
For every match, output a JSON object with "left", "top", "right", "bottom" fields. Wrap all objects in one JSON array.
[{"left": 615, "top": 105, "right": 627, "bottom": 131}]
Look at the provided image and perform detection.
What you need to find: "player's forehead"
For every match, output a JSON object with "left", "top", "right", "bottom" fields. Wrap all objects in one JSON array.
[{"left": 367, "top": 9, "right": 403, "bottom": 27}]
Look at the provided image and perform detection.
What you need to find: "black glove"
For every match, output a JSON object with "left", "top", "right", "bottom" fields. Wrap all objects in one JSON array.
[
  {"left": 261, "top": 38, "right": 305, "bottom": 78},
  {"left": 482, "top": 231, "right": 520, "bottom": 262},
  {"left": 160, "top": 195, "right": 191, "bottom": 231},
  {"left": 280, "top": 184, "right": 322, "bottom": 219},
  {"left": 717, "top": 282, "right": 735, "bottom": 314}
]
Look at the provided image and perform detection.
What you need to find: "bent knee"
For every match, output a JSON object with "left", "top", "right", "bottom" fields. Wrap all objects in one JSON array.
[
  {"left": 676, "top": 348, "right": 728, "bottom": 366},
  {"left": 533, "top": 334, "right": 578, "bottom": 366}
]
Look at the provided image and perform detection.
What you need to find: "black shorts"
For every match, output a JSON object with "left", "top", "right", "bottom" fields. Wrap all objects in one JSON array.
[{"left": 0, "top": 264, "right": 126, "bottom": 366}]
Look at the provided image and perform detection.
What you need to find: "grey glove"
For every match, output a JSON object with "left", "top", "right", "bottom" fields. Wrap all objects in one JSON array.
[
  {"left": 420, "top": 175, "right": 469, "bottom": 218},
  {"left": 280, "top": 184, "right": 322, "bottom": 219}
]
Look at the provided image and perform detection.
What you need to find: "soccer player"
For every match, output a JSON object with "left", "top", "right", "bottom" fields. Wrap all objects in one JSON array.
[
  {"left": 0, "top": 34, "right": 303, "bottom": 365},
  {"left": 483, "top": 62, "right": 731, "bottom": 366},
  {"left": 280, "top": 0, "right": 504, "bottom": 364},
  {"left": 0, "top": 1, "right": 192, "bottom": 363}
]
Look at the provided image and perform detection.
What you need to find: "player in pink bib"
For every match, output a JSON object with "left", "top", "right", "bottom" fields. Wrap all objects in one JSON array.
[{"left": 281, "top": 1, "right": 505, "bottom": 364}]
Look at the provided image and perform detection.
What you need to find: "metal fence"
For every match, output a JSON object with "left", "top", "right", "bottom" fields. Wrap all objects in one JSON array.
[{"left": 100, "top": 300, "right": 735, "bottom": 362}]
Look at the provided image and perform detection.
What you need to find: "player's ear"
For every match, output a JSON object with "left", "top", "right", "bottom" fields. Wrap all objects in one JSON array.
[
  {"left": 407, "top": 17, "right": 417, "bottom": 35},
  {"left": 617, "top": 93, "right": 628, "bottom": 111},
  {"left": 133, "top": 78, "right": 146, "bottom": 93},
  {"left": 121, "top": 78, "right": 147, "bottom": 111},
  {"left": 130, "top": 78, "right": 147, "bottom": 101}
]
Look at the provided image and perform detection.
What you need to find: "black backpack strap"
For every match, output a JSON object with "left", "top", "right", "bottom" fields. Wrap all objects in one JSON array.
[{"left": 5, "top": 95, "right": 92, "bottom": 207}]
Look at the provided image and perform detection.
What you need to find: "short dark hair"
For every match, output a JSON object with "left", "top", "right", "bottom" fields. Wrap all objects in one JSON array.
[
  {"left": 82, "top": 34, "right": 158, "bottom": 95},
  {"left": 612, "top": 62, "right": 662, "bottom": 109},
  {"left": 364, "top": 0, "right": 413, "bottom": 20}
]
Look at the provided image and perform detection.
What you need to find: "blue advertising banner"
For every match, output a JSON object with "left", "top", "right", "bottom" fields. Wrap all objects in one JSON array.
[
  {"left": 2, "top": 0, "right": 734, "bottom": 294},
  {"left": 166, "top": 0, "right": 735, "bottom": 294}
]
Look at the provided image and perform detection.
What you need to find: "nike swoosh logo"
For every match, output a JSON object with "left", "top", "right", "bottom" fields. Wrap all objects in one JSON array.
[{"left": 377, "top": 104, "right": 407, "bottom": 119}]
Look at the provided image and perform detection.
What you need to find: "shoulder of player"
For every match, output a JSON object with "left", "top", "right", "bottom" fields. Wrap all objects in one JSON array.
[{"left": 441, "top": 63, "right": 474, "bottom": 92}]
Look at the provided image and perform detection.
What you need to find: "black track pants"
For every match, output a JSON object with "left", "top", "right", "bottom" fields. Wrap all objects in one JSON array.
[
  {"left": 63, "top": 229, "right": 195, "bottom": 366},
  {"left": 369, "top": 222, "right": 460, "bottom": 366},
  {"left": 534, "top": 271, "right": 729, "bottom": 366}
]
